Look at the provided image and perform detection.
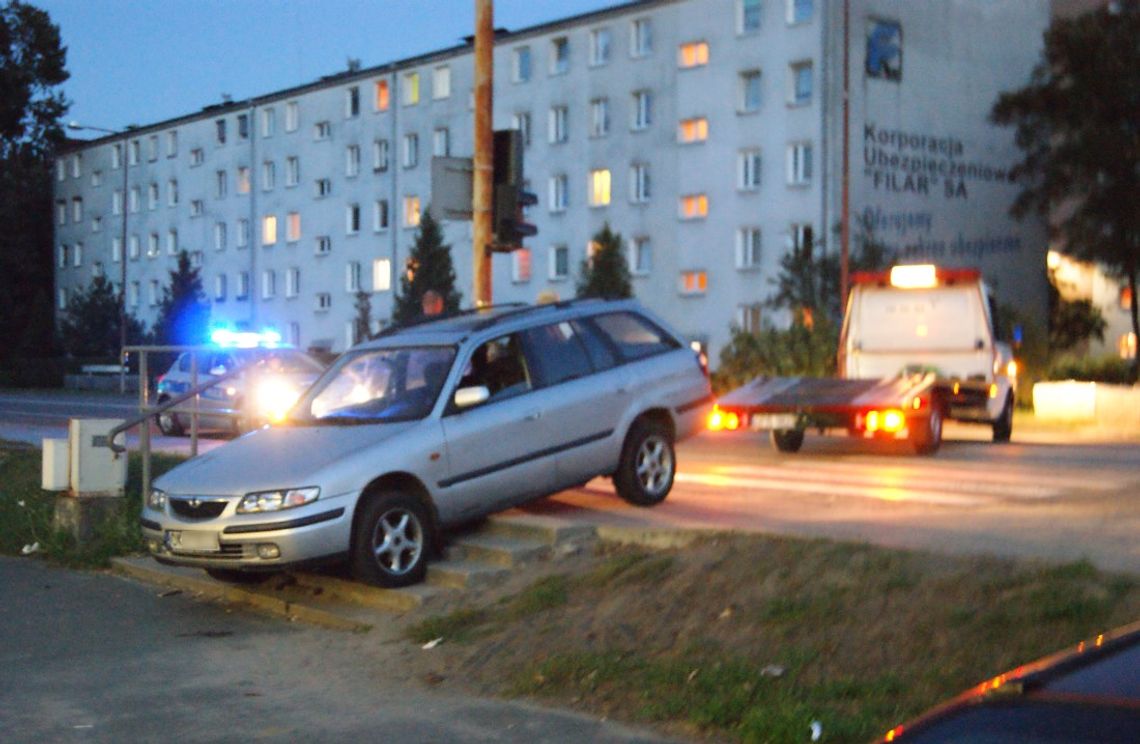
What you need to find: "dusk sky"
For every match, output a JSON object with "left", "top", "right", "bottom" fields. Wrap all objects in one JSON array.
[{"left": 38, "top": 0, "right": 618, "bottom": 137}]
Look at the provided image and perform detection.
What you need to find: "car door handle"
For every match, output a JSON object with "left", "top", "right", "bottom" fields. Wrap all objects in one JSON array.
[{"left": 523, "top": 410, "right": 542, "bottom": 421}]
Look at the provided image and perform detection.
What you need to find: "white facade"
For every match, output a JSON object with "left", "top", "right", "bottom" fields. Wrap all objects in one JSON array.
[{"left": 53, "top": 0, "right": 1053, "bottom": 357}]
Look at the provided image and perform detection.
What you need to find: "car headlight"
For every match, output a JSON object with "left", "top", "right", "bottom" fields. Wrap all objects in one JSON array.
[
  {"left": 148, "top": 488, "right": 167, "bottom": 510},
  {"left": 254, "top": 376, "right": 300, "bottom": 423},
  {"left": 236, "top": 487, "right": 319, "bottom": 514}
]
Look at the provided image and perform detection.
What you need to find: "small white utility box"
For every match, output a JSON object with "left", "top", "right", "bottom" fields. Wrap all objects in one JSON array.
[
  {"left": 42, "top": 438, "right": 70, "bottom": 491},
  {"left": 68, "top": 418, "right": 127, "bottom": 496}
]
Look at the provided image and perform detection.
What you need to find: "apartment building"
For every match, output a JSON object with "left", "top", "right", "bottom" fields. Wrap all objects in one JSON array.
[{"left": 53, "top": 0, "right": 1052, "bottom": 357}]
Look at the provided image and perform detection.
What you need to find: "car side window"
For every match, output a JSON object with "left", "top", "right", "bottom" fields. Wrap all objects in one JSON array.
[
  {"left": 591, "top": 312, "right": 679, "bottom": 361},
  {"left": 457, "top": 334, "right": 532, "bottom": 403},
  {"left": 521, "top": 322, "right": 594, "bottom": 387},
  {"left": 571, "top": 319, "right": 618, "bottom": 372}
]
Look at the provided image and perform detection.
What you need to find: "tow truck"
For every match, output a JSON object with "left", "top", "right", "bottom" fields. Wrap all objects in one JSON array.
[{"left": 711, "top": 264, "right": 1017, "bottom": 455}]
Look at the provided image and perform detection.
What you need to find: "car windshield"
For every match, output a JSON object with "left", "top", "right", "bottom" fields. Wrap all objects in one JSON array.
[{"left": 292, "top": 345, "right": 456, "bottom": 424}]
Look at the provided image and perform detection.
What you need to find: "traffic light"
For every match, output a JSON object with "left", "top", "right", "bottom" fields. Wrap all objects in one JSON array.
[{"left": 490, "top": 129, "right": 537, "bottom": 252}]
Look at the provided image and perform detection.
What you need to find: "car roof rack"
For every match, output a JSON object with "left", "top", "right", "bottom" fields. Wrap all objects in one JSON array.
[
  {"left": 371, "top": 302, "right": 529, "bottom": 338},
  {"left": 468, "top": 297, "right": 613, "bottom": 331}
]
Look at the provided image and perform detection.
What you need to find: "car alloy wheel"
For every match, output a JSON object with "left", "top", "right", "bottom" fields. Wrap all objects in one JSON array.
[
  {"left": 636, "top": 435, "right": 673, "bottom": 497},
  {"left": 371, "top": 507, "right": 423, "bottom": 577},
  {"left": 351, "top": 490, "right": 430, "bottom": 587},
  {"left": 615, "top": 419, "right": 675, "bottom": 506}
]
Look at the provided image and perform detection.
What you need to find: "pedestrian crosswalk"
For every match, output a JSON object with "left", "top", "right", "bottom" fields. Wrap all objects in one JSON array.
[{"left": 673, "top": 458, "right": 1136, "bottom": 508}]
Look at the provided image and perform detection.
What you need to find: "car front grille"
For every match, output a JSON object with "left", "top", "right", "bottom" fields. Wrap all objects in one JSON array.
[{"left": 170, "top": 497, "right": 229, "bottom": 520}]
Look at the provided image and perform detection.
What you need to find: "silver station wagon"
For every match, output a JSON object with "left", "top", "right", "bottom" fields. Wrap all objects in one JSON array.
[{"left": 142, "top": 300, "right": 713, "bottom": 587}]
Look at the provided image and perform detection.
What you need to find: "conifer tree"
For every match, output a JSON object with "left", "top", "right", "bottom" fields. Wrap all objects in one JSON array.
[
  {"left": 57, "top": 274, "right": 147, "bottom": 358},
  {"left": 576, "top": 223, "right": 632, "bottom": 300},
  {"left": 152, "top": 250, "right": 210, "bottom": 345},
  {"left": 393, "top": 208, "right": 462, "bottom": 324}
]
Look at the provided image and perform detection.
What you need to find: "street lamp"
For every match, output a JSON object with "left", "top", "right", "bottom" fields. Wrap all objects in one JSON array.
[{"left": 68, "top": 121, "right": 131, "bottom": 393}]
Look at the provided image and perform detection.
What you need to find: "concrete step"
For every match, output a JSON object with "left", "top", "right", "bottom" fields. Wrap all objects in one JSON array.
[
  {"left": 427, "top": 559, "right": 511, "bottom": 590},
  {"left": 486, "top": 513, "right": 598, "bottom": 547},
  {"left": 448, "top": 533, "right": 549, "bottom": 568}
]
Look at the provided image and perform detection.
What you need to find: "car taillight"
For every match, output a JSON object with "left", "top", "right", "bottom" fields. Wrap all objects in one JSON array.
[{"left": 696, "top": 350, "right": 709, "bottom": 378}]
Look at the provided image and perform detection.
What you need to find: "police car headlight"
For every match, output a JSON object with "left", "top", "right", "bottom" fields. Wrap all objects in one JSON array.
[
  {"left": 147, "top": 488, "right": 167, "bottom": 510},
  {"left": 254, "top": 376, "right": 300, "bottom": 423},
  {"left": 236, "top": 487, "right": 319, "bottom": 514}
]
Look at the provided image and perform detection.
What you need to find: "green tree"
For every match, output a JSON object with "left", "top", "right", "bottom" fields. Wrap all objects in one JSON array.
[
  {"left": 576, "top": 223, "right": 632, "bottom": 300},
  {"left": 990, "top": 1, "right": 1140, "bottom": 381},
  {"left": 151, "top": 251, "right": 210, "bottom": 346},
  {"left": 1047, "top": 283, "right": 1106, "bottom": 352},
  {"left": 57, "top": 274, "right": 147, "bottom": 358},
  {"left": 0, "top": 1, "right": 69, "bottom": 364},
  {"left": 352, "top": 289, "right": 372, "bottom": 344},
  {"left": 393, "top": 208, "right": 462, "bottom": 324}
]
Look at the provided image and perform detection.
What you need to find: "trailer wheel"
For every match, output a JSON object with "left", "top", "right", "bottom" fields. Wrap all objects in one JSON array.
[
  {"left": 913, "top": 406, "right": 943, "bottom": 455},
  {"left": 992, "top": 394, "right": 1013, "bottom": 443},
  {"left": 770, "top": 429, "right": 805, "bottom": 453}
]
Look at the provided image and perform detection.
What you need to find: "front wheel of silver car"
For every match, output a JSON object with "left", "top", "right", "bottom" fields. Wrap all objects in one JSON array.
[
  {"left": 351, "top": 491, "right": 430, "bottom": 588},
  {"left": 614, "top": 419, "right": 675, "bottom": 507}
]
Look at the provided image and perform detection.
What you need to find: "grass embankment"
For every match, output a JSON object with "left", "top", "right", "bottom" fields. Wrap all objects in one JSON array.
[
  {"left": 0, "top": 440, "right": 183, "bottom": 567},
  {"left": 408, "top": 538, "right": 1140, "bottom": 744}
]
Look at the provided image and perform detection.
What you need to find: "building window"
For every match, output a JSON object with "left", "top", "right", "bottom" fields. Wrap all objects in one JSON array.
[
  {"left": 262, "top": 161, "right": 276, "bottom": 191},
  {"left": 589, "top": 99, "right": 609, "bottom": 138},
  {"left": 166, "top": 229, "right": 178, "bottom": 255},
  {"left": 146, "top": 135, "right": 158, "bottom": 162},
  {"left": 72, "top": 197, "right": 84, "bottom": 222},
  {"left": 128, "top": 186, "right": 140, "bottom": 213},
  {"left": 167, "top": 179, "right": 179, "bottom": 206},
  {"left": 374, "top": 79, "right": 390, "bottom": 111},
  {"left": 128, "top": 235, "right": 140, "bottom": 259},
  {"left": 214, "top": 274, "right": 227, "bottom": 302},
  {"left": 314, "top": 121, "right": 331, "bottom": 140},
  {"left": 189, "top": 199, "right": 205, "bottom": 218},
  {"left": 315, "top": 292, "right": 332, "bottom": 312},
  {"left": 112, "top": 237, "right": 122, "bottom": 263},
  {"left": 56, "top": 158, "right": 65, "bottom": 181},
  {"left": 215, "top": 170, "right": 227, "bottom": 199},
  {"left": 737, "top": 303, "right": 763, "bottom": 333},
  {"left": 345, "top": 86, "right": 360, "bottom": 118},
  {"left": 630, "top": 163, "right": 651, "bottom": 203},
  {"left": 680, "top": 270, "right": 708, "bottom": 296},
  {"left": 190, "top": 148, "right": 204, "bottom": 166},
  {"left": 262, "top": 215, "right": 277, "bottom": 246},
  {"left": 127, "top": 280, "right": 139, "bottom": 306},
  {"left": 630, "top": 236, "right": 652, "bottom": 276},
  {"left": 790, "top": 61, "right": 813, "bottom": 104},
  {"left": 149, "top": 279, "right": 161, "bottom": 306},
  {"left": 91, "top": 169, "right": 102, "bottom": 187},
  {"left": 237, "top": 218, "right": 249, "bottom": 248},
  {"left": 679, "top": 194, "right": 709, "bottom": 219},
  {"left": 237, "top": 113, "right": 249, "bottom": 140},
  {"left": 740, "top": 70, "right": 762, "bottom": 112},
  {"left": 129, "top": 139, "right": 140, "bottom": 165},
  {"left": 403, "top": 71, "right": 420, "bottom": 105},
  {"left": 372, "top": 258, "right": 391, "bottom": 292},
  {"left": 589, "top": 169, "right": 611, "bottom": 207},
  {"left": 678, "top": 117, "right": 709, "bottom": 143},
  {"left": 346, "top": 204, "right": 361, "bottom": 235},
  {"left": 285, "top": 101, "right": 299, "bottom": 131},
  {"left": 237, "top": 272, "right": 250, "bottom": 300},
  {"left": 550, "top": 37, "right": 569, "bottom": 75},
  {"left": 215, "top": 119, "right": 227, "bottom": 145},
  {"left": 549, "top": 245, "right": 570, "bottom": 280},
  {"left": 286, "top": 156, "right": 299, "bottom": 187},
  {"left": 261, "top": 107, "right": 275, "bottom": 137},
  {"left": 433, "top": 128, "right": 450, "bottom": 157},
  {"left": 346, "top": 145, "right": 360, "bottom": 177},
  {"left": 262, "top": 269, "right": 276, "bottom": 299},
  {"left": 72, "top": 242, "right": 83, "bottom": 266},
  {"left": 679, "top": 41, "right": 709, "bottom": 68},
  {"left": 738, "top": 149, "right": 762, "bottom": 190},
  {"left": 403, "top": 133, "right": 419, "bottom": 168},
  {"left": 214, "top": 222, "right": 227, "bottom": 251},
  {"left": 287, "top": 212, "right": 301, "bottom": 243},
  {"left": 736, "top": 227, "right": 762, "bottom": 269},
  {"left": 57, "top": 244, "right": 67, "bottom": 268},
  {"left": 787, "top": 142, "right": 813, "bottom": 185},
  {"left": 147, "top": 233, "right": 160, "bottom": 258},
  {"left": 790, "top": 223, "right": 814, "bottom": 253},
  {"left": 432, "top": 65, "right": 451, "bottom": 99},
  {"left": 788, "top": 0, "right": 813, "bottom": 25},
  {"left": 548, "top": 106, "right": 568, "bottom": 144},
  {"left": 316, "top": 236, "right": 332, "bottom": 255},
  {"left": 315, "top": 178, "right": 332, "bottom": 197},
  {"left": 71, "top": 153, "right": 82, "bottom": 178},
  {"left": 345, "top": 261, "right": 361, "bottom": 292},
  {"left": 739, "top": 0, "right": 762, "bottom": 33},
  {"left": 373, "top": 139, "right": 389, "bottom": 171},
  {"left": 631, "top": 18, "right": 652, "bottom": 57},
  {"left": 373, "top": 199, "right": 389, "bottom": 231},
  {"left": 549, "top": 174, "right": 568, "bottom": 212},
  {"left": 403, "top": 196, "right": 421, "bottom": 227},
  {"left": 236, "top": 166, "right": 250, "bottom": 194},
  {"left": 512, "top": 46, "right": 531, "bottom": 83},
  {"left": 631, "top": 90, "right": 652, "bottom": 131},
  {"left": 288, "top": 322, "right": 300, "bottom": 347},
  {"left": 286, "top": 267, "right": 300, "bottom": 298},
  {"left": 92, "top": 216, "right": 102, "bottom": 233},
  {"left": 511, "top": 112, "right": 531, "bottom": 146},
  {"left": 590, "top": 28, "right": 611, "bottom": 66},
  {"left": 112, "top": 143, "right": 123, "bottom": 169},
  {"left": 57, "top": 288, "right": 68, "bottom": 310}
]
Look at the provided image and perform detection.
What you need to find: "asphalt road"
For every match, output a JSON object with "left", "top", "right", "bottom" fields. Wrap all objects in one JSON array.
[{"left": 0, "top": 557, "right": 665, "bottom": 743}]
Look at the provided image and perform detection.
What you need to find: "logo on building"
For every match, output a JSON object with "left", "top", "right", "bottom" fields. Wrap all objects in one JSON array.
[{"left": 866, "top": 19, "right": 903, "bottom": 82}]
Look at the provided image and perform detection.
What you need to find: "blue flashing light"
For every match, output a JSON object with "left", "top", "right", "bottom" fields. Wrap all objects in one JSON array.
[{"left": 210, "top": 327, "right": 285, "bottom": 349}]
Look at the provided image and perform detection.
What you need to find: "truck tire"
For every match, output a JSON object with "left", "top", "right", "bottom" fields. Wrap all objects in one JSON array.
[
  {"left": 770, "top": 429, "right": 805, "bottom": 453},
  {"left": 992, "top": 395, "right": 1013, "bottom": 443},
  {"left": 913, "top": 406, "right": 943, "bottom": 455},
  {"left": 614, "top": 419, "right": 676, "bottom": 506}
]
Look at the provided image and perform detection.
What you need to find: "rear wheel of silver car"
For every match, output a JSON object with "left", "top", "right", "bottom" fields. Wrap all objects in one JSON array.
[
  {"left": 205, "top": 568, "right": 271, "bottom": 584},
  {"left": 351, "top": 491, "right": 429, "bottom": 588},
  {"left": 156, "top": 397, "right": 184, "bottom": 437},
  {"left": 615, "top": 420, "right": 675, "bottom": 507}
]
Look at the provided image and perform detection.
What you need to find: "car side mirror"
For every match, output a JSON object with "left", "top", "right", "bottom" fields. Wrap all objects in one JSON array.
[{"left": 454, "top": 385, "right": 490, "bottom": 409}]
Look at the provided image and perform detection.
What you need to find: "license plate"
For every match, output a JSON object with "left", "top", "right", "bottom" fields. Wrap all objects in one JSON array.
[
  {"left": 751, "top": 413, "right": 797, "bottom": 431},
  {"left": 167, "top": 530, "right": 218, "bottom": 553}
]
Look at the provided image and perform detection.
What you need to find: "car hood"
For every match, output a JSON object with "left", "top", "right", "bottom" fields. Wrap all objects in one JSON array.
[{"left": 154, "top": 422, "right": 416, "bottom": 496}]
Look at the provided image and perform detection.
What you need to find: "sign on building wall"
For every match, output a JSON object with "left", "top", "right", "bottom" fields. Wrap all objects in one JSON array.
[{"left": 866, "top": 19, "right": 902, "bottom": 81}]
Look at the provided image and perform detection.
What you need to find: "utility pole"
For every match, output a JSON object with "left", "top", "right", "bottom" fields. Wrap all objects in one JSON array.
[
  {"left": 840, "top": 0, "right": 851, "bottom": 307},
  {"left": 472, "top": 0, "right": 494, "bottom": 306}
]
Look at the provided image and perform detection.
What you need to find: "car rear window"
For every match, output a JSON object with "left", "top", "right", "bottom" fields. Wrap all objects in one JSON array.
[
  {"left": 591, "top": 312, "right": 678, "bottom": 361},
  {"left": 571, "top": 319, "right": 618, "bottom": 371},
  {"left": 522, "top": 322, "right": 593, "bottom": 386}
]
